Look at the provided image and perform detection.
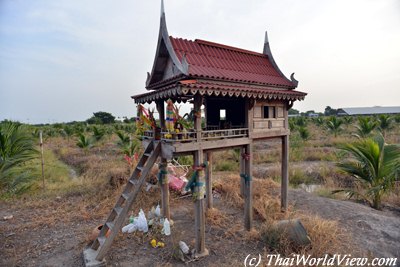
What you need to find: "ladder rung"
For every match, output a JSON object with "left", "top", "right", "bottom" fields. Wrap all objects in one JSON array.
[
  {"left": 129, "top": 179, "right": 138, "bottom": 185},
  {"left": 113, "top": 207, "right": 122, "bottom": 215},
  {"left": 98, "top": 236, "right": 106, "bottom": 246},
  {"left": 144, "top": 153, "right": 151, "bottom": 157},
  {"left": 105, "top": 222, "right": 114, "bottom": 230},
  {"left": 136, "top": 166, "right": 143, "bottom": 171},
  {"left": 122, "top": 193, "right": 130, "bottom": 200}
]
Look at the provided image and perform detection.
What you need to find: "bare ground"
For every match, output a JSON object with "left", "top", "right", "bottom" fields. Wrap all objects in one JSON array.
[
  {"left": 1, "top": 175, "right": 399, "bottom": 266},
  {"left": 0, "top": 193, "right": 264, "bottom": 267},
  {"left": 289, "top": 189, "right": 400, "bottom": 260}
]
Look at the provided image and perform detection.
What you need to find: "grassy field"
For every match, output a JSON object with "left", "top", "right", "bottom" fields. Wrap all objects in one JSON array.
[{"left": 0, "top": 115, "right": 399, "bottom": 266}]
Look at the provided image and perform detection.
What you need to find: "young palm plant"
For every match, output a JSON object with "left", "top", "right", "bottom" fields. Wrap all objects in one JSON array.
[
  {"left": 335, "top": 134, "right": 400, "bottom": 210},
  {"left": 76, "top": 133, "right": 93, "bottom": 151},
  {"left": 62, "top": 125, "right": 75, "bottom": 142},
  {"left": 342, "top": 116, "right": 353, "bottom": 125},
  {"left": 0, "top": 121, "right": 38, "bottom": 193},
  {"left": 298, "top": 126, "right": 310, "bottom": 141},
  {"left": 355, "top": 116, "right": 377, "bottom": 138},
  {"left": 312, "top": 117, "right": 324, "bottom": 127},
  {"left": 116, "top": 131, "right": 130, "bottom": 147},
  {"left": 377, "top": 114, "right": 393, "bottom": 138},
  {"left": 294, "top": 116, "right": 307, "bottom": 127},
  {"left": 325, "top": 116, "right": 343, "bottom": 137},
  {"left": 92, "top": 126, "right": 105, "bottom": 141}
]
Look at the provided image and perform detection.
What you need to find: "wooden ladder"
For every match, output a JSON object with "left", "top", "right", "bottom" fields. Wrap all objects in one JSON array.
[{"left": 83, "top": 141, "right": 161, "bottom": 266}]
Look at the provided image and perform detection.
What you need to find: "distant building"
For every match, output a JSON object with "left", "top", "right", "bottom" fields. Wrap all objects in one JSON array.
[{"left": 337, "top": 106, "right": 400, "bottom": 116}]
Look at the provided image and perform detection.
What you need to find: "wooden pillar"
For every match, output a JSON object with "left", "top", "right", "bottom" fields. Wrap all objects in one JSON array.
[
  {"left": 156, "top": 100, "right": 165, "bottom": 130},
  {"left": 205, "top": 152, "right": 213, "bottom": 209},
  {"left": 281, "top": 135, "right": 289, "bottom": 211},
  {"left": 193, "top": 93, "right": 208, "bottom": 256},
  {"left": 239, "top": 146, "right": 245, "bottom": 197},
  {"left": 194, "top": 150, "right": 208, "bottom": 257},
  {"left": 244, "top": 144, "right": 253, "bottom": 230},
  {"left": 156, "top": 100, "right": 170, "bottom": 219},
  {"left": 194, "top": 94, "right": 202, "bottom": 142},
  {"left": 281, "top": 101, "right": 289, "bottom": 211},
  {"left": 244, "top": 98, "right": 254, "bottom": 230}
]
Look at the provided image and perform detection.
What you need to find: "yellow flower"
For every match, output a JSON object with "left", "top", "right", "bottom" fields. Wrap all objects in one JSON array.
[
  {"left": 157, "top": 241, "right": 165, "bottom": 248},
  {"left": 150, "top": 239, "right": 157, "bottom": 248}
]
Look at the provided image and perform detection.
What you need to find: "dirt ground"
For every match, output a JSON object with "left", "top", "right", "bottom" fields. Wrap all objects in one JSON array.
[
  {"left": 289, "top": 189, "right": 400, "bottom": 260},
  {"left": 0, "top": 192, "right": 264, "bottom": 267},
  {"left": 1, "top": 174, "right": 399, "bottom": 266}
]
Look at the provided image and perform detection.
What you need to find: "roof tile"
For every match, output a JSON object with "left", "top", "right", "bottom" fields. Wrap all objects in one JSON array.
[{"left": 169, "top": 37, "right": 294, "bottom": 88}]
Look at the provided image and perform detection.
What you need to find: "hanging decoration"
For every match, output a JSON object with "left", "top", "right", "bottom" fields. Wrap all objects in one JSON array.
[
  {"left": 136, "top": 104, "right": 157, "bottom": 136},
  {"left": 166, "top": 100, "right": 175, "bottom": 132}
]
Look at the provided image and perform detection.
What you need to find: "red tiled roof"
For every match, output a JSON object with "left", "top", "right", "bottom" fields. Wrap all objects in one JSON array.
[{"left": 169, "top": 37, "right": 295, "bottom": 88}]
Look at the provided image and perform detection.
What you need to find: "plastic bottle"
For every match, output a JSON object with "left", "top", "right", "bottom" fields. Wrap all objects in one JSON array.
[
  {"left": 155, "top": 204, "right": 161, "bottom": 217},
  {"left": 179, "top": 241, "right": 189, "bottom": 254},
  {"left": 138, "top": 209, "right": 148, "bottom": 233},
  {"left": 163, "top": 218, "right": 171, "bottom": 236}
]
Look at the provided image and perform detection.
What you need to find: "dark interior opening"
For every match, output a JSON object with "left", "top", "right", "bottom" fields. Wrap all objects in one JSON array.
[{"left": 205, "top": 97, "right": 246, "bottom": 129}]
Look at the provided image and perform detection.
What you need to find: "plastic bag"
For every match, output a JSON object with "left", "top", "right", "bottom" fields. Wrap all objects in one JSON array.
[{"left": 137, "top": 209, "right": 148, "bottom": 232}]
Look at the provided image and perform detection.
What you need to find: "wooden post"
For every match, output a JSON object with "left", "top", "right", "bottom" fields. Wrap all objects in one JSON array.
[
  {"left": 239, "top": 146, "right": 245, "bottom": 197},
  {"left": 244, "top": 144, "right": 253, "bottom": 230},
  {"left": 193, "top": 94, "right": 208, "bottom": 257},
  {"left": 194, "top": 150, "right": 208, "bottom": 257},
  {"left": 39, "top": 131, "right": 45, "bottom": 190},
  {"left": 194, "top": 94, "right": 202, "bottom": 142},
  {"left": 281, "top": 135, "right": 289, "bottom": 211},
  {"left": 205, "top": 152, "right": 213, "bottom": 209},
  {"left": 156, "top": 100, "right": 170, "bottom": 219},
  {"left": 156, "top": 100, "right": 165, "bottom": 130},
  {"left": 244, "top": 98, "right": 254, "bottom": 230}
]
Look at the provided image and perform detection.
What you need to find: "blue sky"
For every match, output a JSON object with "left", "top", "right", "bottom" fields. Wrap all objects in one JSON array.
[{"left": 1, "top": 0, "right": 399, "bottom": 123}]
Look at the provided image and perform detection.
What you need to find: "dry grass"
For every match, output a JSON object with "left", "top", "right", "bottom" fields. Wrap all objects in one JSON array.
[
  {"left": 3, "top": 135, "right": 162, "bottom": 236},
  {"left": 212, "top": 172, "right": 358, "bottom": 261},
  {"left": 205, "top": 207, "right": 229, "bottom": 227}
]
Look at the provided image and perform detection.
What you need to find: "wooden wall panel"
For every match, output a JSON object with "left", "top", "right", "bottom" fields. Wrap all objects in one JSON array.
[{"left": 254, "top": 106, "right": 262, "bottom": 118}]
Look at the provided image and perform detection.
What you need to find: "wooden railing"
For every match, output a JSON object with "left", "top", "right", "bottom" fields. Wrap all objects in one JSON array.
[
  {"left": 142, "top": 128, "right": 249, "bottom": 142},
  {"left": 201, "top": 128, "right": 248, "bottom": 140}
]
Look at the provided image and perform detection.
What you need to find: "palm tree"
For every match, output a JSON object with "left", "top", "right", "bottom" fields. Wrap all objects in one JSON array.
[
  {"left": 298, "top": 126, "right": 310, "bottom": 141},
  {"left": 325, "top": 116, "right": 343, "bottom": 137},
  {"left": 62, "top": 125, "right": 75, "bottom": 142},
  {"left": 116, "top": 131, "right": 130, "bottom": 147},
  {"left": 294, "top": 116, "right": 307, "bottom": 127},
  {"left": 76, "top": 133, "right": 93, "bottom": 151},
  {"left": 92, "top": 126, "right": 105, "bottom": 141},
  {"left": 342, "top": 116, "right": 353, "bottom": 125},
  {"left": 312, "top": 117, "right": 324, "bottom": 126},
  {"left": 336, "top": 134, "right": 400, "bottom": 209},
  {"left": 355, "top": 116, "right": 377, "bottom": 138},
  {"left": 0, "top": 121, "right": 38, "bottom": 192},
  {"left": 288, "top": 118, "right": 296, "bottom": 132},
  {"left": 377, "top": 114, "right": 393, "bottom": 138}
]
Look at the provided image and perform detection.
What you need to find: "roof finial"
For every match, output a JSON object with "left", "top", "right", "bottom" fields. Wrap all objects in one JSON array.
[
  {"left": 161, "top": 0, "right": 165, "bottom": 17},
  {"left": 264, "top": 31, "right": 269, "bottom": 45},
  {"left": 262, "top": 30, "right": 298, "bottom": 89},
  {"left": 263, "top": 31, "right": 271, "bottom": 55},
  {"left": 290, "top": 73, "right": 299, "bottom": 87}
]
